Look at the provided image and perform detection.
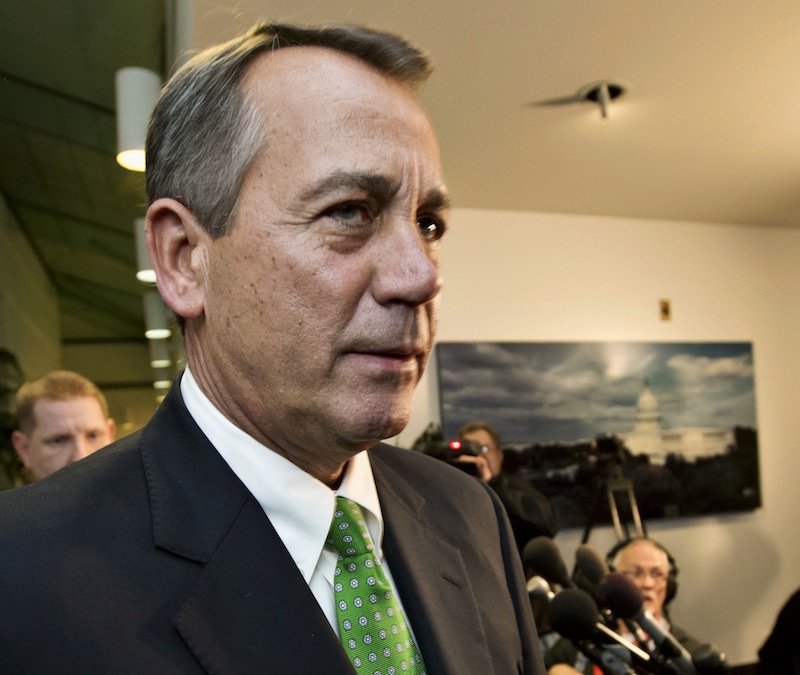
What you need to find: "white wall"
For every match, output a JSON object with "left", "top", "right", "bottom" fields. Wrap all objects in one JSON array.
[{"left": 396, "top": 207, "right": 800, "bottom": 666}]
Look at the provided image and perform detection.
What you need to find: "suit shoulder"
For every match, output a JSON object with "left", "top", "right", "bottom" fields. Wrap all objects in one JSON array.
[
  {"left": 370, "top": 442, "right": 488, "bottom": 486},
  {"left": 368, "top": 442, "right": 504, "bottom": 517},
  {"left": 0, "top": 429, "right": 146, "bottom": 529}
]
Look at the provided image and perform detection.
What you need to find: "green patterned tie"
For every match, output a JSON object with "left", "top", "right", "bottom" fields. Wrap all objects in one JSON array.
[{"left": 327, "top": 497, "right": 427, "bottom": 675}]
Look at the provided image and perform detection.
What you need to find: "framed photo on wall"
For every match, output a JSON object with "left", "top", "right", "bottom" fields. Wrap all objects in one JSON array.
[{"left": 435, "top": 341, "right": 760, "bottom": 529}]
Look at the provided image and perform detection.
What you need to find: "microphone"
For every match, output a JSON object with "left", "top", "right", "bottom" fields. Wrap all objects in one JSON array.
[
  {"left": 573, "top": 543, "right": 610, "bottom": 599},
  {"left": 528, "top": 577, "right": 629, "bottom": 675},
  {"left": 575, "top": 543, "right": 609, "bottom": 585},
  {"left": 597, "top": 572, "right": 697, "bottom": 675},
  {"left": 526, "top": 574, "right": 555, "bottom": 601},
  {"left": 549, "top": 587, "right": 650, "bottom": 675},
  {"left": 688, "top": 643, "right": 729, "bottom": 675},
  {"left": 522, "top": 536, "right": 573, "bottom": 589}
]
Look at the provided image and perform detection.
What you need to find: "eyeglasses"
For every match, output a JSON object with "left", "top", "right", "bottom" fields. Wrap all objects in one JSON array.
[{"left": 620, "top": 566, "right": 668, "bottom": 584}]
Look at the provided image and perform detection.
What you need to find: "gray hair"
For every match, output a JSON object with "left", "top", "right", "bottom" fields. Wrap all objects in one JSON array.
[{"left": 145, "top": 22, "right": 433, "bottom": 239}]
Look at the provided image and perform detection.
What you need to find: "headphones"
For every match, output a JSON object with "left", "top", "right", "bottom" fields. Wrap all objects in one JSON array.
[{"left": 605, "top": 537, "right": 679, "bottom": 605}]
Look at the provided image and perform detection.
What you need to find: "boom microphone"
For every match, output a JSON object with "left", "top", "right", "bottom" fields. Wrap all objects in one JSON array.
[
  {"left": 522, "top": 536, "right": 573, "bottom": 589},
  {"left": 597, "top": 572, "right": 696, "bottom": 675}
]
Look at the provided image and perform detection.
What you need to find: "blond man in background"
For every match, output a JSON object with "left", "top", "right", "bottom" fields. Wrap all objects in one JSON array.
[{"left": 11, "top": 370, "right": 115, "bottom": 483}]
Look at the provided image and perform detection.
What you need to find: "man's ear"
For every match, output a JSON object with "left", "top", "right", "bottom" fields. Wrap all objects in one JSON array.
[
  {"left": 10, "top": 430, "right": 31, "bottom": 468},
  {"left": 146, "top": 198, "right": 210, "bottom": 320},
  {"left": 106, "top": 418, "right": 117, "bottom": 443}
]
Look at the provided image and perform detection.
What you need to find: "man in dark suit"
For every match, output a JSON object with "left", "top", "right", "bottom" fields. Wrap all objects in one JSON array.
[{"left": 0, "top": 22, "right": 544, "bottom": 674}]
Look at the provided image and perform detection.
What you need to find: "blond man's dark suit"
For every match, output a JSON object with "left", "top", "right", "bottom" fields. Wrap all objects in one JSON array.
[{"left": 0, "top": 385, "right": 544, "bottom": 674}]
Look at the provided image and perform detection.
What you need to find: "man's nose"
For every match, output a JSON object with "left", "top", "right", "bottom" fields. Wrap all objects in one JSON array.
[
  {"left": 637, "top": 572, "right": 659, "bottom": 587},
  {"left": 372, "top": 219, "right": 441, "bottom": 306},
  {"left": 72, "top": 437, "right": 95, "bottom": 461}
]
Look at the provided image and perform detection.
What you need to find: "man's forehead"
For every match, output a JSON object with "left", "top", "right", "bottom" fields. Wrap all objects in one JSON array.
[
  {"left": 32, "top": 396, "right": 103, "bottom": 422},
  {"left": 243, "top": 44, "right": 423, "bottom": 117},
  {"left": 247, "top": 45, "right": 369, "bottom": 87},
  {"left": 621, "top": 541, "right": 669, "bottom": 567},
  {"left": 235, "top": 45, "right": 444, "bottom": 211},
  {"left": 465, "top": 429, "right": 494, "bottom": 444}
]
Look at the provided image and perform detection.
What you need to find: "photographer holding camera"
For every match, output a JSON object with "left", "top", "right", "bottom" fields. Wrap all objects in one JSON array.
[{"left": 457, "top": 422, "right": 559, "bottom": 552}]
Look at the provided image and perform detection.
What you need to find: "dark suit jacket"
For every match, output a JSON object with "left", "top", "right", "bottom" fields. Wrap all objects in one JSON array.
[{"left": 0, "top": 385, "right": 544, "bottom": 674}]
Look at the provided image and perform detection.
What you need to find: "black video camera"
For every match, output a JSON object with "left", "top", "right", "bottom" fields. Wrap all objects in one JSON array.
[{"left": 426, "top": 438, "right": 487, "bottom": 477}]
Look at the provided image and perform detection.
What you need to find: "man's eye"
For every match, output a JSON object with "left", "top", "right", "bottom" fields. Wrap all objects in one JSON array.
[
  {"left": 324, "top": 202, "right": 373, "bottom": 227},
  {"left": 418, "top": 214, "right": 446, "bottom": 242}
]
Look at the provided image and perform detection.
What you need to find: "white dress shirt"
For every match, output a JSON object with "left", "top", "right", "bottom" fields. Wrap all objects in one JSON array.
[{"left": 180, "top": 368, "right": 406, "bottom": 633}]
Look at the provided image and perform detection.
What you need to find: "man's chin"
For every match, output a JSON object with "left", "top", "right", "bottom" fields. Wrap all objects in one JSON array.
[
  {"left": 347, "top": 406, "right": 411, "bottom": 446},
  {"left": 382, "top": 416, "right": 410, "bottom": 442}
]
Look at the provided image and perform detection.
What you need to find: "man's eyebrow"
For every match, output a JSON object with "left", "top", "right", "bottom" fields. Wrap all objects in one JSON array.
[
  {"left": 42, "top": 433, "right": 70, "bottom": 442},
  {"left": 300, "top": 172, "right": 450, "bottom": 212},
  {"left": 300, "top": 172, "right": 397, "bottom": 202},
  {"left": 421, "top": 187, "right": 450, "bottom": 213}
]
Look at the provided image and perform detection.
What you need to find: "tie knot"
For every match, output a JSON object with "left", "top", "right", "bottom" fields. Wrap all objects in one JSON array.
[{"left": 328, "top": 497, "right": 373, "bottom": 558}]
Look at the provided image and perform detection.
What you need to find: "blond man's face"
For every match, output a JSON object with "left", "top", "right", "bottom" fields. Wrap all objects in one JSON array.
[{"left": 12, "top": 397, "right": 115, "bottom": 481}]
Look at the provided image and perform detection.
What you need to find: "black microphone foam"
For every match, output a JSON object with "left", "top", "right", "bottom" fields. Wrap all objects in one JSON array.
[
  {"left": 596, "top": 571, "right": 644, "bottom": 619},
  {"left": 599, "top": 572, "right": 698, "bottom": 674},
  {"left": 549, "top": 588, "right": 600, "bottom": 642},
  {"left": 575, "top": 544, "right": 609, "bottom": 585},
  {"left": 522, "top": 536, "right": 572, "bottom": 588}
]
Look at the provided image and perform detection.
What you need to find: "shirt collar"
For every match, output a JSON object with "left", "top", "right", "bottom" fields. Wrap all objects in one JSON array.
[{"left": 179, "top": 368, "right": 385, "bottom": 581}]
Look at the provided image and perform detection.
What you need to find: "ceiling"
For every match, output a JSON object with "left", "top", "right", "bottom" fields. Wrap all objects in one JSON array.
[
  {"left": 1, "top": 0, "right": 164, "bottom": 344},
  {"left": 3, "top": 0, "right": 800, "bottom": 353}
]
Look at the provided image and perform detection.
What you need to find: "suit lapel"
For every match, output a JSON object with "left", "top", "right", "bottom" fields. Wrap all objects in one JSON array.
[
  {"left": 172, "top": 496, "right": 353, "bottom": 674},
  {"left": 141, "top": 386, "right": 353, "bottom": 674},
  {"left": 370, "top": 447, "right": 495, "bottom": 674}
]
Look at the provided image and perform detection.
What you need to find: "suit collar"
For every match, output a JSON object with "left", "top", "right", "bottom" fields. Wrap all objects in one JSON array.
[
  {"left": 141, "top": 383, "right": 251, "bottom": 562},
  {"left": 172, "top": 496, "right": 353, "bottom": 675},
  {"left": 141, "top": 384, "right": 353, "bottom": 673},
  {"left": 369, "top": 446, "right": 496, "bottom": 674}
]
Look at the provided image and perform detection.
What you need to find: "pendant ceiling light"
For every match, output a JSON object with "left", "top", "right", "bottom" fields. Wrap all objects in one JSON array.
[
  {"left": 143, "top": 291, "right": 172, "bottom": 340},
  {"left": 149, "top": 338, "right": 172, "bottom": 369},
  {"left": 115, "top": 67, "right": 161, "bottom": 172},
  {"left": 134, "top": 217, "right": 156, "bottom": 284}
]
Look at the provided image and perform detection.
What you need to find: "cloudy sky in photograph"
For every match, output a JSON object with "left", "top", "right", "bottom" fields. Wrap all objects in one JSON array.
[{"left": 436, "top": 342, "right": 757, "bottom": 444}]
